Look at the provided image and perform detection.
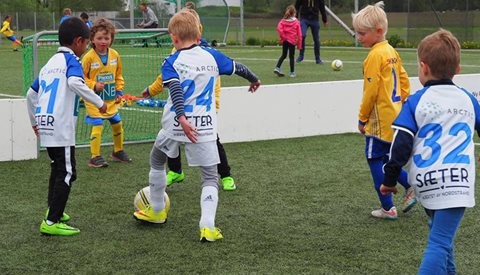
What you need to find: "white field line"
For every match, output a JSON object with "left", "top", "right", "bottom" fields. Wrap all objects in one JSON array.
[{"left": 0, "top": 93, "right": 24, "bottom": 98}]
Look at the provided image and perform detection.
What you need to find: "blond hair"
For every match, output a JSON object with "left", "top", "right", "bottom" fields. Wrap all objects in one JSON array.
[
  {"left": 283, "top": 5, "right": 296, "bottom": 19},
  {"left": 181, "top": 7, "right": 203, "bottom": 34},
  {"left": 418, "top": 29, "right": 460, "bottom": 80},
  {"left": 90, "top": 18, "right": 116, "bottom": 48},
  {"left": 168, "top": 10, "right": 200, "bottom": 42},
  {"left": 185, "top": 1, "right": 196, "bottom": 9},
  {"left": 63, "top": 8, "right": 72, "bottom": 15},
  {"left": 352, "top": 1, "right": 388, "bottom": 35}
]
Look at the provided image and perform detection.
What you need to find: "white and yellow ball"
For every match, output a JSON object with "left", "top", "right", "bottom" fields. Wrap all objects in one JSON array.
[
  {"left": 134, "top": 186, "right": 170, "bottom": 212},
  {"left": 331, "top": 59, "right": 343, "bottom": 71}
]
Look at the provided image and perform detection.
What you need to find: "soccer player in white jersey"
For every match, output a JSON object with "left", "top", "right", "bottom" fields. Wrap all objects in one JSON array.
[
  {"left": 26, "top": 17, "right": 107, "bottom": 236},
  {"left": 380, "top": 30, "right": 480, "bottom": 274},
  {"left": 133, "top": 10, "right": 260, "bottom": 242}
]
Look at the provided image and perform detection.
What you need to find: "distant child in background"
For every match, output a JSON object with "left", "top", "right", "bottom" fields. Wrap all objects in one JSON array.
[
  {"left": 82, "top": 18, "right": 132, "bottom": 168},
  {"left": 80, "top": 12, "right": 93, "bottom": 29},
  {"left": 26, "top": 17, "right": 106, "bottom": 236},
  {"left": 1, "top": 15, "right": 23, "bottom": 51},
  {"left": 274, "top": 5, "right": 302, "bottom": 78},
  {"left": 134, "top": 10, "right": 260, "bottom": 242},
  {"left": 352, "top": 1, "right": 416, "bottom": 220},
  {"left": 60, "top": 8, "right": 72, "bottom": 25},
  {"left": 141, "top": 7, "right": 237, "bottom": 191},
  {"left": 381, "top": 29, "right": 479, "bottom": 274}
]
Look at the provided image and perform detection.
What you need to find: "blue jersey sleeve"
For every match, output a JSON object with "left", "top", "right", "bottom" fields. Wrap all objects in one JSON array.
[
  {"left": 392, "top": 99, "right": 418, "bottom": 135},
  {"left": 162, "top": 56, "right": 180, "bottom": 84},
  {"left": 203, "top": 47, "right": 234, "bottom": 75},
  {"left": 462, "top": 88, "right": 480, "bottom": 133},
  {"left": 31, "top": 77, "right": 40, "bottom": 92},
  {"left": 64, "top": 53, "right": 84, "bottom": 79}
]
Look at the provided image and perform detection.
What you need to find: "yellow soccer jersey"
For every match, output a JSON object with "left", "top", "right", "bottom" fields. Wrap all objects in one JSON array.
[
  {"left": 148, "top": 45, "right": 222, "bottom": 111},
  {"left": 359, "top": 40, "right": 410, "bottom": 143},
  {"left": 1, "top": 20, "right": 14, "bottom": 37},
  {"left": 82, "top": 48, "right": 125, "bottom": 118}
]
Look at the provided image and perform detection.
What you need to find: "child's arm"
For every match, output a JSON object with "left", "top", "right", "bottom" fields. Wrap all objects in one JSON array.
[
  {"left": 358, "top": 56, "right": 381, "bottom": 131},
  {"left": 296, "top": 21, "right": 302, "bottom": 50},
  {"left": 380, "top": 100, "right": 417, "bottom": 195},
  {"left": 233, "top": 63, "right": 261, "bottom": 92},
  {"left": 26, "top": 78, "right": 40, "bottom": 136},
  {"left": 68, "top": 77, "right": 106, "bottom": 113},
  {"left": 142, "top": 74, "right": 164, "bottom": 98},
  {"left": 115, "top": 54, "right": 125, "bottom": 103},
  {"left": 0, "top": 22, "right": 8, "bottom": 34},
  {"left": 277, "top": 21, "right": 284, "bottom": 45},
  {"left": 399, "top": 64, "right": 410, "bottom": 103}
]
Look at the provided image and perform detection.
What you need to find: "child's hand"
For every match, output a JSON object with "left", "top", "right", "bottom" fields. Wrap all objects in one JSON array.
[
  {"left": 115, "top": 94, "right": 122, "bottom": 104},
  {"left": 141, "top": 88, "right": 151, "bottom": 98},
  {"left": 358, "top": 124, "right": 366, "bottom": 134},
  {"left": 98, "top": 102, "right": 107, "bottom": 113},
  {"left": 249, "top": 80, "right": 261, "bottom": 93},
  {"left": 380, "top": 184, "right": 398, "bottom": 195},
  {"left": 95, "top": 82, "right": 105, "bottom": 92},
  {"left": 32, "top": 125, "right": 39, "bottom": 137},
  {"left": 178, "top": 115, "right": 199, "bottom": 143}
]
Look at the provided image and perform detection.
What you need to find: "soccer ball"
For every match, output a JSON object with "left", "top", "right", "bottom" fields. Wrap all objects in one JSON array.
[
  {"left": 134, "top": 186, "right": 170, "bottom": 212},
  {"left": 331, "top": 59, "right": 343, "bottom": 71}
]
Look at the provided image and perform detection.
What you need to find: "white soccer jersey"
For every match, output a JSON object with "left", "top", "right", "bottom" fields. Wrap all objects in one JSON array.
[
  {"left": 30, "top": 47, "right": 103, "bottom": 147},
  {"left": 393, "top": 82, "right": 480, "bottom": 209},
  {"left": 161, "top": 45, "right": 234, "bottom": 143}
]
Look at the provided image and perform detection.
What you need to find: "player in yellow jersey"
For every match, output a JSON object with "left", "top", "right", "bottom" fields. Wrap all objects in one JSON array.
[
  {"left": 82, "top": 18, "right": 131, "bottom": 167},
  {"left": 141, "top": 6, "right": 236, "bottom": 191},
  {"left": 1, "top": 15, "right": 23, "bottom": 51},
  {"left": 352, "top": 1, "right": 416, "bottom": 219}
]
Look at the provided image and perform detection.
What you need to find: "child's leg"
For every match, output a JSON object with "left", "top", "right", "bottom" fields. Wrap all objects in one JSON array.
[
  {"left": 216, "top": 135, "right": 231, "bottom": 178},
  {"left": 90, "top": 124, "right": 103, "bottom": 157},
  {"left": 167, "top": 149, "right": 182, "bottom": 173},
  {"left": 275, "top": 42, "right": 289, "bottom": 69},
  {"left": 419, "top": 208, "right": 465, "bottom": 275},
  {"left": 149, "top": 144, "right": 168, "bottom": 212},
  {"left": 110, "top": 120, "right": 124, "bottom": 153},
  {"left": 288, "top": 43, "right": 295, "bottom": 73},
  {"left": 199, "top": 165, "right": 219, "bottom": 230},
  {"left": 45, "top": 146, "right": 77, "bottom": 223},
  {"left": 367, "top": 157, "right": 394, "bottom": 210}
]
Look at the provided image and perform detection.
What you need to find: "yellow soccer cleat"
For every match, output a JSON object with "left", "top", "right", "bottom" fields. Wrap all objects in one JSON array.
[
  {"left": 133, "top": 205, "right": 168, "bottom": 224},
  {"left": 200, "top": 227, "right": 223, "bottom": 242}
]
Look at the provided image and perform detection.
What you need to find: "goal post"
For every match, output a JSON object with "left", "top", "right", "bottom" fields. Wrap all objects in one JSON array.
[{"left": 22, "top": 28, "right": 173, "bottom": 146}]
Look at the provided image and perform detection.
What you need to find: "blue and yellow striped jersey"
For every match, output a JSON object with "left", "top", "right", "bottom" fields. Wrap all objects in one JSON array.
[{"left": 359, "top": 40, "right": 410, "bottom": 143}]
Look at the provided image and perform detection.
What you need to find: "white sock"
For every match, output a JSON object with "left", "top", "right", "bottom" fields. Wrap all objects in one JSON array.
[
  {"left": 46, "top": 220, "right": 55, "bottom": 225},
  {"left": 199, "top": 186, "right": 218, "bottom": 231},
  {"left": 149, "top": 169, "right": 166, "bottom": 212}
]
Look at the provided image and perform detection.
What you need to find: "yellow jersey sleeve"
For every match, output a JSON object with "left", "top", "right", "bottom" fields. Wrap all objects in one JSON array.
[
  {"left": 115, "top": 51, "right": 125, "bottom": 92},
  {"left": 1, "top": 21, "right": 14, "bottom": 37},
  {"left": 148, "top": 74, "right": 164, "bottom": 97}
]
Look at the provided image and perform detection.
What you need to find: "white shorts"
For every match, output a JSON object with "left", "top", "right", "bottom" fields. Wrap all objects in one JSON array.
[{"left": 154, "top": 131, "right": 219, "bottom": 167}]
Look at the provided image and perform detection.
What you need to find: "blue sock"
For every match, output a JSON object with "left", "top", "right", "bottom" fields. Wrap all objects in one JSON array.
[
  {"left": 368, "top": 158, "right": 394, "bottom": 210},
  {"left": 397, "top": 169, "right": 411, "bottom": 190}
]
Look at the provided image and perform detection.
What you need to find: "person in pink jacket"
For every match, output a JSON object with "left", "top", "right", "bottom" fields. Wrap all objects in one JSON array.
[{"left": 274, "top": 5, "right": 303, "bottom": 78}]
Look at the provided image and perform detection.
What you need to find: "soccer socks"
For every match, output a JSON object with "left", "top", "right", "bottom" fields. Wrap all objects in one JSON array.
[
  {"left": 111, "top": 122, "right": 124, "bottom": 153},
  {"left": 149, "top": 168, "right": 167, "bottom": 212},
  {"left": 199, "top": 186, "right": 218, "bottom": 231},
  {"left": 397, "top": 169, "right": 411, "bottom": 190},
  {"left": 368, "top": 158, "right": 394, "bottom": 211},
  {"left": 90, "top": 125, "right": 103, "bottom": 157}
]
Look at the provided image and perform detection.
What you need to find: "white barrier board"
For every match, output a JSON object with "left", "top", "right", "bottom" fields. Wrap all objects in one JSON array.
[
  {"left": 0, "top": 99, "right": 38, "bottom": 161},
  {"left": 218, "top": 74, "right": 480, "bottom": 143}
]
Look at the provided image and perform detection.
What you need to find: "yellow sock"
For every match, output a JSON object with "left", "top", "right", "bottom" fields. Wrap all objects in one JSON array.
[
  {"left": 90, "top": 125, "right": 103, "bottom": 158},
  {"left": 112, "top": 122, "right": 124, "bottom": 153}
]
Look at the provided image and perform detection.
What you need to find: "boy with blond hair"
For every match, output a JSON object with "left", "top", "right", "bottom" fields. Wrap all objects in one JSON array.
[
  {"left": 381, "top": 29, "right": 480, "bottom": 274},
  {"left": 352, "top": 1, "right": 416, "bottom": 220},
  {"left": 133, "top": 10, "right": 260, "bottom": 242}
]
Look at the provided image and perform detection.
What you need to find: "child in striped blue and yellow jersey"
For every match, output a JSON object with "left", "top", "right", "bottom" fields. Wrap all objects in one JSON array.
[
  {"left": 352, "top": 1, "right": 416, "bottom": 220},
  {"left": 82, "top": 18, "right": 131, "bottom": 168}
]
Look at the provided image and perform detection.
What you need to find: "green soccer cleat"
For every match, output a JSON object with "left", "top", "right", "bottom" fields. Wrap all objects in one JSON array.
[
  {"left": 200, "top": 227, "right": 223, "bottom": 242},
  {"left": 166, "top": 171, "right": 185, "bottom": 187},
  {"left": 221, "top": 176, "right": 236, "bottom": 191},
  {"left": 45, "top": 209, "right": 71, "bottom": 223},
  {"left": 133, "top": 205, "right": 168, "bottom": 224},
  {"left": 40, "top": 220, "right": 80, "bottom": 236}
]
